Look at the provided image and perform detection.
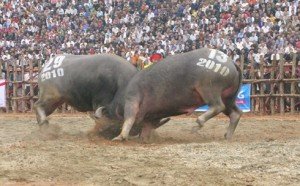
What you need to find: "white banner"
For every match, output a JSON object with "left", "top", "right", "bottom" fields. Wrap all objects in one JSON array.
[{"left": 0, "top": 79, "right": 6, "bottom": 108}]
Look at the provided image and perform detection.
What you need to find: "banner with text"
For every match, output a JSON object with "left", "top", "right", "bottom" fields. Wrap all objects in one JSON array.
[
  {"left": 196, "top": 84, "right": 251, "bottom": 112},
  {"left": 0, "top": 79, "right": 6, "bottom": 108}
]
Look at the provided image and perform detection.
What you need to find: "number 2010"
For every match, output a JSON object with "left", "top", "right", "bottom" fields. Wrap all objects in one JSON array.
[
  {"left": 41, "top": 68, "right": 64, "bottom": 81},
  {"left": 196, "top": 49, "right": 230, "bottom": 76}
]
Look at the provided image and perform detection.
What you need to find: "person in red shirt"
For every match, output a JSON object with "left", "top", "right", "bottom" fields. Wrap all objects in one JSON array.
[
  {"left": 149, "top": 53, "right": 163, "bottom": 63},
  {"left": 89, "top": 47, "right": 95, "bottom": 55}
]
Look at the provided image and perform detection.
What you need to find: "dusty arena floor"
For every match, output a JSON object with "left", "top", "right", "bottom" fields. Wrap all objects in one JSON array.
[{"left": 0, "top": 113, "right": 299, "bottom": 186}]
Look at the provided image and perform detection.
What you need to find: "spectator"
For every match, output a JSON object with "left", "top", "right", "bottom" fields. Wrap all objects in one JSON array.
[{"left": 0, "top": 0, "right": 299, "bottom": 77}]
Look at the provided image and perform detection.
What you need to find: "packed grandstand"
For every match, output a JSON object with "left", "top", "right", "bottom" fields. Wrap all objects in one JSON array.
[{"left": 0, "top": 0, "right": 299, "bottom": 77}]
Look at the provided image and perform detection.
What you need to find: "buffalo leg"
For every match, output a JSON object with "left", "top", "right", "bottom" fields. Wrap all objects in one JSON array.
[
  {"left": 223, "top": 104, "right": 242, "bottom": 140},
  {"left": 138, "top": 118, "right": 170, "bottom": 142},
  {"left": 112, "top": 117, "right": 136, "bottom": 141},
  {"left": 113, "top": 101, "right": 139, "bottom": 141},
  {"left": 139, "top": 122, "right": 154, "bottom": 142},
  {"left": 34, "top": 99, "right": 62, "bottom": 125},
  {"left": 35, "top": 103, "right": 48, "bottom": 125},
  {"left": 196, "top": 97, "right": 225, "bottom": 127}
]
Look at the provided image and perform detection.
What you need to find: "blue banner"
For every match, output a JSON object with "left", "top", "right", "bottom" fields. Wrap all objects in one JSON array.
[{"left": 196, "top": 84, "right": 251, "bottom": 112}]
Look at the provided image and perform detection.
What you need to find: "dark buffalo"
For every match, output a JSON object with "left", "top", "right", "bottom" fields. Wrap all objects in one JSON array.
[
  {"left": 34, "top": 54, "right": 137, "bottom": 127},
  {"left": 96, "top": 48, "right": 242, "bottom": 141}
]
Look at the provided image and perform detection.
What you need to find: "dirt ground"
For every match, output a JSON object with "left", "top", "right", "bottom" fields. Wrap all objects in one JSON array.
[{"left": 0, "top": 113, "right": 299, "bottom": 186}]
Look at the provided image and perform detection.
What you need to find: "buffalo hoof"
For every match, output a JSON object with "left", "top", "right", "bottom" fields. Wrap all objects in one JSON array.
[
  {"left": 38, "top": 120, "right": 49, "bottom": 126},
  {"left": 112, "top": 135, "right": 126, "bottom": 141},
  {"left": 196, "top": 118, "right": 204, "bottom": 128},
  {"left": 128, "top": 135, "right": 139, "bottom": 140},
  {"left": 140, "top": 138, "right": 150, "bottom": 144},
  {"left": 224, "top": 133, "right": 233, "bottom": 140},
  {"left": 140, "top": 135, "right": 153, "bottom": 144}
]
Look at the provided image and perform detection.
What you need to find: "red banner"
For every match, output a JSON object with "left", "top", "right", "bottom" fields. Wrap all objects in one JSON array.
[{"left": 0, "top": 80, "right": 6, "bottom": 87}]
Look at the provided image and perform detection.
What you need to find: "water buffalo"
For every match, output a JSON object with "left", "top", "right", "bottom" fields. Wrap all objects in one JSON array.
[
  {"left": 34, "top": 54, "right": 137, "bottom": 127},
  {"left": 96, "top": 47, "right": 242, "bottom": 141}
]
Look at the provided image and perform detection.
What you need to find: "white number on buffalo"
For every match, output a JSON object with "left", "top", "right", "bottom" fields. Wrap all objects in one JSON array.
[
  {"left": 208, "top": 49, "right": 228, "bottom": 63},
  {"left": 41, "top": 56, "right": 66, "bottom": 81},
  {"left": 42, "top": 58, "right": 54, "bottom": 73},
  {"left": 196, "top": 50, "right": 230, "bottom": 77}
]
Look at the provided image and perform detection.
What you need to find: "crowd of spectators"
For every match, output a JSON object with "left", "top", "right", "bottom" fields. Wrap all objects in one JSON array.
[{"left": 0, "top": 0, "right": 300, "bottom": 78}]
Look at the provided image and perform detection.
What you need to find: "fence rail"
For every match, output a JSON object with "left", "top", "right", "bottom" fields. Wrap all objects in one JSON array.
[
  {"left": 240, "top": 53, "right": 300, "bottom": 114},
  {"left": 1, "top": 53, "right": 299, "bottom": 114}
]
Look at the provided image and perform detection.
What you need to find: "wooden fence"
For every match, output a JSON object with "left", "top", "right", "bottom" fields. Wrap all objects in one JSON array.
[
  {"left": 0, "top": 59, "right": 39, "bottom": 113},
  {"left": 0, "top": 54, "right": 299, "bottom": 114},
  {"left": 240, "top": 53, "right": 300, "bottom": 114}
]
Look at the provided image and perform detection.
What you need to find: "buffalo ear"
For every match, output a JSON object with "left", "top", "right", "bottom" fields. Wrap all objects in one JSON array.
[{"left": 94, "top": 107, "right": 107, "bottom": 119}]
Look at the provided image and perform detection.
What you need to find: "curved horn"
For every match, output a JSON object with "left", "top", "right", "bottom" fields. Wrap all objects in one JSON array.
[
  {"left": 153, "top": 118, "right": 171, "bottom": 128},
  {"left": 159, "top": 118, "right": 170, "bottom": 125},
  {"left": 94, "top": 107, "right": 105, "bottom": 119}
]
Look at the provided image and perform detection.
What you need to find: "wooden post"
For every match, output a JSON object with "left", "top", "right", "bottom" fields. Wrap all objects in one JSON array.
[
  {"left": 290, "top": 54, "right": 297, "bottom": 114},
  {"left": 259, "top": 59, "right": 265, "bottom": 114},
  {"left": 29, "top": 60, "right": 34, "bottom": 112},
  {"left": 62, "top": 103, "right": 66, "bottom": 114},
  {"left": 249, "top": 57, "right": 256, "bottom": 112},
  {"left": 12, "top": 61, "right": 18, "bottom": 113},
  {"left": 5, "top": 62, "right": 10, "bottom": 113},
  {"left": 250, "top": 58, "right": 255, "bottom": 79},
  {"left": 0, "top": 60, "right": 2, "bottom": 78},
  {"left": 270, "top": 60, "right": 276, "bottom": 114},
  {"left": 240, "top": 55, "right": 246, "bottom": 109},
  {"left": 240, "top": 54, "right": 244, "bottom": 75},
  {"left": 71, "top": 106, "right": 75, "bottom": 114},
  {"left": 21, "top": 65, "right": 25, "bottom": 112},
  {"left": 279, "top": 55, "right": 284, "bottom": 114}
]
